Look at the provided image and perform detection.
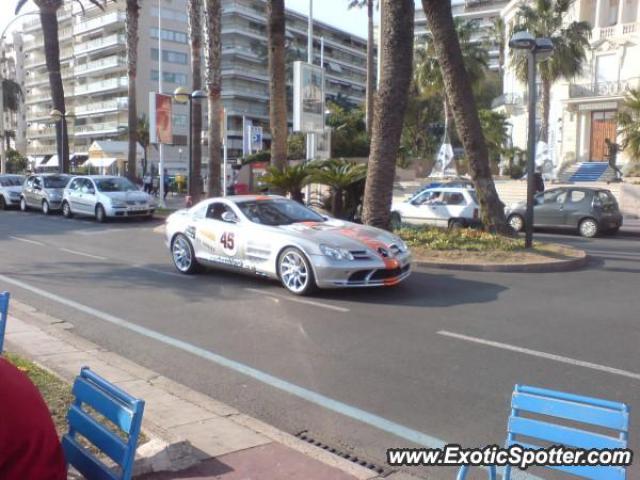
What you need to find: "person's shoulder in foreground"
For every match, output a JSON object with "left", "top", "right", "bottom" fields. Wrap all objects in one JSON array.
[{"left": 0, "top": 357, "right": 67, "bottom": 480}]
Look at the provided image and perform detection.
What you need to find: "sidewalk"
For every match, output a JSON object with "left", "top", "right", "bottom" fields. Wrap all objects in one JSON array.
[{"left": 4, "top": 299, "right": 406, "bottom": 480}]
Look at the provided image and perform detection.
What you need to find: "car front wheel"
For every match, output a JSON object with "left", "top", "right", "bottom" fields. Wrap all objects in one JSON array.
[
  {"left": 20, "top": 197, "right": 28, "bottom": 212},
  {"left": 95, "top": 204, "right": 107, "bottom": 223},
  {"left": 508, "top": 214, "right": 524, "bottom": 233},
  {"left": 171, "top": 234, "right": 200, "bottom": 274},
  {"left": 0, "top": 196, "right": 6, "bottom": 210},
  {"left": 579, "top": 218, "right": 598, "bottom": 238},
  {"left": 278, "top": 247, "right": 316, "bottom": 296},
  {"left": 42, "top": 200, "right": 50, "bottom": 215},
  {"left": 62, "top": 201, "right": 73, "bottom": 218}
]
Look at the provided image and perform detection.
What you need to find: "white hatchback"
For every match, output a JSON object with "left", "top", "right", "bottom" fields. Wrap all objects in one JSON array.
[{"left": 391, "top": 187, "right": 481, "bottom": 229}]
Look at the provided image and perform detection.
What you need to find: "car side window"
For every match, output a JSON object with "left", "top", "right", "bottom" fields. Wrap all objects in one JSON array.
[
  {"left": 542, "top": 190, "right": 566, "bottom": 204},
  {"left": 33, "top": 177, "right": 42, "bottom": 189},
  {"left": 80, "top": 179, "right": 94, "bottom": 194},
  {"left": 568, "top": 190, "right": 586, "bottom": 203},
  {"left": 443, "top": 192, "right": 465, "bottom": 206},
  {"left": 68, "top": 179, "right": 80, "bottom": 191},
  {"left": 206, "top": 202, "right": 232, "bottom": 221},
  {"left": 25, "top": 177, "right": 33, "bottom": 188},
  {"left": 191, "top": 204, "right": 207, "bottom": 220}
]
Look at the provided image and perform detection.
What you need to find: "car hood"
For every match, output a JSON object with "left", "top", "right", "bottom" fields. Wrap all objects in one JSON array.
[
  {"left": 99, "top": 191, "right": 150, "bottom": 202},
  {"left": 279, "top": 219, "right": 404, "bottom": 253}
]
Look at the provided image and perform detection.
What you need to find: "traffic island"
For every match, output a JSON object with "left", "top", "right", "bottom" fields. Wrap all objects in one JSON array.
[{"left": 398, "top": 227, "right": 589, "bottom": 273}]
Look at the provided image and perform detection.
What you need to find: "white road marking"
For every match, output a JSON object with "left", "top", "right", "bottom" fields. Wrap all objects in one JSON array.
[
  {"left": 438, "top": 330, "right": 640, "bottom": 381},
  {"left": 245, "top": 288, "right": 350, "bottom": 313},
  {"left": 9, "top": 236, "right": 45, "bottom": 246},
  {"left": 76, "top": 228, "right": 134, "bottom": 236},
  {"left": 59, "top": 248, "right": 108, "bottom": 261}
]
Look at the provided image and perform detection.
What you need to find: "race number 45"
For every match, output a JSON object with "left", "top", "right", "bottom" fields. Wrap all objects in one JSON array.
[{"left": 220, "top": 232, "right": 237, "bottom": 255}]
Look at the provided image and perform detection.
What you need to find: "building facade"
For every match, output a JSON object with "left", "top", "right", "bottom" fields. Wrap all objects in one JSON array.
[
  {"left": 18, "top": 0, "right": 368, "bottom": 174},
  {"left": 1, "top": 32, "right": 27, "bottom": 155},
  {"left": 500, "top": 0, "right": 640, "bottom": 171}
]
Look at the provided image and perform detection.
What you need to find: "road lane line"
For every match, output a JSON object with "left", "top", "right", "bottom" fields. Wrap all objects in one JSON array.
[
  {"left": 245, "top": 288, "right": 350, "bottom": 313},
  {"left": 0, "top": 273, "right": 443, "bottom": 449},
  {"left": 9, "top": 236, "right": 45, "bottom": 246},
  {"left": 438, "top": 330, "right": 640, "bottom": 381},
  {"left": 59, "top": 248, "right": 108, "bottom": 261}
]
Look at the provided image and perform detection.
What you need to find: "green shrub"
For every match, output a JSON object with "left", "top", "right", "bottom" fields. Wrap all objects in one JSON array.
[{"left": 398, "top": 226, "right": 525, "bottom": 252}]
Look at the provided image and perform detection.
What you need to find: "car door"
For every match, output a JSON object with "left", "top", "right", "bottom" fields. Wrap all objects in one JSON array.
[
  {"left": 30, "top": 176, "right": 45, "bottom": 208},
  {"left": 80, "top": 179, "right": 99, "bottom": 216},
  {"left": 22, "top": 176, "right": 34, "bottom": 205},
  {"left": 194, "top": 202, "right": 244, "bottom": 267},
  {"left": 534, "top": 189, "right": 567, "bottom": 227},
  {"left": 563, "top": 189, "right": 589, "bottom": 228},
  {"left": 440, "top": 191, "right": 467, "bottom": 227},
  {"left": 403, "top": 190, "right": 441, "bottom": 226}
]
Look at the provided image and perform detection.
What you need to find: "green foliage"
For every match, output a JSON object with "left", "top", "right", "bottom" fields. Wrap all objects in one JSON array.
[
  {"left": 326, "top": 102, "right": 370, "bottom": 158},
  {"left": 311, "top": 159, "right": 367, "bottom": 219},
  {"left": 261, "top": 163, "right": 313, "bottom": 202},
  {"left": 618, "top": 89, "right": 640, "bottom": 163},
  {"left": 397, "top": 226, "right": 524, "bottom": 252},
  {"left": 241, "top": 150, "right": 271, "bottom": 165},
  {"left": 478, "top": 109, "right": 509, "bottom": 165},
  {"left": 287, "top": 133, "right": 306, "bottom": 160},
  {"left": 400, "top": 84, "right": 442, "bottom": 173},
  {"left": 2, "top": 79, "right": 22, "bottom": 112},
  {"left": 6, "top": 148, "right": 27, "bottom": 173}
]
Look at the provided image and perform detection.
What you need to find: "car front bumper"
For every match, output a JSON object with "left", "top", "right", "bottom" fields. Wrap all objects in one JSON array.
[
  {"left": 106, "top": 205, "right": 155, "bottom": 218},
  {"left": 310, "top": 252, "right": 412, "bottom": 289},
  {"left": 5, "top": 195, "right": 21, "bottom": 206}
]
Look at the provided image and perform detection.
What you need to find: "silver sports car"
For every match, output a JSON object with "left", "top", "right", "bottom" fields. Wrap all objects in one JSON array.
[{"left": 165, "top": 195, "right": 412, "bottom": 295}]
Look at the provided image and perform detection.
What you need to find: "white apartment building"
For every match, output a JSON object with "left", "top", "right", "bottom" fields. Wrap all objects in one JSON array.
[
  {"left": 414, "top": 0, "right": 510, "bottom": 71},
  {"left": 1, "top": 32, "right": 27, "bottom": 154},
  {"left": 500, "top": 0, "right": 640, "bottom": 171},
  {"left": 19, "top": 0, "right": 368, "bottom": 174}
]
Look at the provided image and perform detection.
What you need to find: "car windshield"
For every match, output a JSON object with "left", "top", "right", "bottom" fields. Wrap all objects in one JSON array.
[
  {"left": 43, "top": 176, "right": 69, "bottom": 188},
  {"left": 0, "top": 176, "right": 23, "bottom": 187},
  {"left": 95, "top": 178, "right": 138, "bottom": 192},
  {"left": 236, "top": 198, "right": 325, "bottom": 226}
]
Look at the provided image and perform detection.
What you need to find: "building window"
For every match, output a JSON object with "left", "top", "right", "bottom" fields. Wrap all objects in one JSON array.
[
  {"left": 150, "top": 28, "right": 188, "bottom": 44},
  {"left": 151, "top": 70, "right": 188, "bottom": 85},
  {"left": 151, "top": 7, "right": 188, "bottom": 22},
  {"left": 151, "top": 48, "right": 188, "bottom": 65}
]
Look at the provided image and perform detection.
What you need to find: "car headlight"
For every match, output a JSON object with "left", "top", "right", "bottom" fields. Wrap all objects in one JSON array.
[
  {"left": 394, "top": 237, "right": 409, "bottom": 253},
  {"left": 320, "top": 244, "right": 354, "bottom": 261},
  {"left": 110, "top": 201, "right": 126, "bottom": 208}
]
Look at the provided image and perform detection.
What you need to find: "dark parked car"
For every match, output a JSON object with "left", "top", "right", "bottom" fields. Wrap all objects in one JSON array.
[
  {"left": 20, "top": 174, "right": 71, "bottom": 215},
  {"left": 505, "top": 187, "right": 622, "bottom": 238}
]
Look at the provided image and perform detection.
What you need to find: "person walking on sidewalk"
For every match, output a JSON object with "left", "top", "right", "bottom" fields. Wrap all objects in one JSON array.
[
  {"left": 0, "top": 358, "right": 67, "bottom": 480},
  {"left": 605, "top": 138, "right": 623, "bottom": 181}
]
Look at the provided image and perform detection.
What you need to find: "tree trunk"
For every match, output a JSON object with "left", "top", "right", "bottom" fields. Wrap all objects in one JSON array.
[
  {"left": 126, "top": 0, "right": 139, "bottom": 181},
  {"left": 267, "top": 0, "right": 287, "bottom": 172},
  {"left": 188, "top": 0, "right": 203, "bottom": 202},
  {"left": 40, "top": 6, "right": 69, "bottom": 173},
  {"left": 204, "top": 0, "right": 222, "bottom": 197},
  {"left": 540, "top": 77, "right": 550, "bottom": 144},
  {"left": 421, "top": 0, "right": 509, "bottom": 234},
  {"left": 362, "top": 0, "right": 414, "bottom": 230},
  {"left": 332, "top": 187, "right": 343, "bottom": 218},
  {"left": 365, "top": 0, "right": 375, "bottom": 136},
  {"left": 291, "top": 188, "right": 304, "bottom": 204}
]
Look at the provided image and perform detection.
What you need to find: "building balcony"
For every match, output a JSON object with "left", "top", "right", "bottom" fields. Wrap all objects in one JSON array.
[
  {"left": 25, "top": 48, "right": 74, "bottom": 68},
  {"left": 593, "top": 22, "right": 640, "bottom": 40},
  {"left": 74, "top": 122, "right": 123, "bottom": 137},
  {"left": 74, "top": 98, "right": 128, "bottom": 116},
  {"left": 74, "top": 77, "right": 128, "bottom": 96},
  {"left": 74, "top": 56, "right": 126, "bottom": 76},
  {"left": 569, "top": 77, "right": 640, "bottom": 99},
  {"left": 491, "top": 93, "right": 525, "bottom": 109},
  {"left": 74, "top": 34, "right": 126, "bottom": 56},
  {"left": 74, "top": 11, "right": 126, "bottom": 35}
]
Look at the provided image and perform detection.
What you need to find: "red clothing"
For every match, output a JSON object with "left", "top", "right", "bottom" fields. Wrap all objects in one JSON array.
[{"left": 0, "top": 358, "right": 67, "bottom": 480}]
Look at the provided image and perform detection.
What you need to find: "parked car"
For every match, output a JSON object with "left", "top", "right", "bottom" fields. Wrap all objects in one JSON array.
[
  {"left": 0, "top": 175, "right": 25, "bottom": 210},
  {"left": 391, "top": 187, "right": 481, "bottom": 229},
  {"left": 165, "top": 195, "right": 411, "bottom": 295},
  {"left": 20, "top": 174, "right": 71, "bottom": 214},
  {"left": 505, "top": 187, "right": 622, "bottom": 238},
  {"left": 62, "top": 175, "right": 156, "bottom": 222}
]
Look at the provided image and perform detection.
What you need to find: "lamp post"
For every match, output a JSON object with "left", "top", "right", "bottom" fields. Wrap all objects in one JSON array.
[
  {"left": 50, "top": 109, "right": 74, "bottom": 174},
  {"left": 508, "top": 31, "right": 553, "bottom": 249},
  {"left": 172, "top": 87, "right": 206, "bottom": 205}
]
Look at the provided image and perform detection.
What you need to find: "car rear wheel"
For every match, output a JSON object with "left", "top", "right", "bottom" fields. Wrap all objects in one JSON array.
[
  {"left": 390, "top": 212, "right": 402, "bottom": 230},
  {"left": 448, "top": 219, "right": 465, "bottom": 230},
  {"left": 171, "top": 234, "right": 200, "bottom": 274},
  {"left": 95, "top": 204, "right": 107, "bottom": 223},
  {"left": 62, "top": 201, "right": 73, "bottom": 218},
  {"left": 579, "top": 218, "right": 598, "bottom": 238},
  {"left": 278, "top": 247, "right": 316, "bottom": 296},
  {"left": 42, "top": 200, "right": 50, "bottom": 215},
  {"left": 0, "top": 196, "right": 6, "bottom": 210},
  {"left": 20, "top": 197, "right": 28, "bottom": 212},
  {"left": 508, "top": 214, "right": 524, "bottom": 233}
]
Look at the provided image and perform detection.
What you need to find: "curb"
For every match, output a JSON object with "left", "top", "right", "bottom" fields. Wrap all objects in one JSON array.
[
  {"left": 4, "top": 299, "right": 380, "bottom": 480},
  {"left": 414, "top": 252, "right": 589, "bottom": 273}
]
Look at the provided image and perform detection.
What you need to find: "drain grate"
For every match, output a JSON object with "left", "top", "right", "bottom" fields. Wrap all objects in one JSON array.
[{"left": 295, "top": 431, "right": 393, "bottom": 477}]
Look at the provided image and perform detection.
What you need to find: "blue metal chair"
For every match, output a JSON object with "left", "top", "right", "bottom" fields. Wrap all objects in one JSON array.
[
  {"left": 62, "top": 367, "right": 145, "bottom": 480},
  {"left": 0, "top": 291, "right": 9, "bottom": 354},
  {"left": 458, "top": 384, "right": 630, "bottom": 480}
]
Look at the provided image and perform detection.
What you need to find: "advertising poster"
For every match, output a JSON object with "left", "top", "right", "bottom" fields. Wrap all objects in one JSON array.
[{"left": 293, "top": 61, "right": 325, "bottom": 133}]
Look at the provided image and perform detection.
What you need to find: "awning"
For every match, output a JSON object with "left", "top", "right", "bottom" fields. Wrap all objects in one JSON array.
[
  {"left": 43, "top": 155, "right": 59, "bottom": 167},
  {"left": 84, "top": 157, "right": 117, "bottom": 168}
]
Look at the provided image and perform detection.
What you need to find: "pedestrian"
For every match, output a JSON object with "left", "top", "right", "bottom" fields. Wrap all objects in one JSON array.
[
  {"left": 143, "top": 173, "right": 152, "bottom": 194},
  {"left": 163, "top": 169, "right": 170, "bottom": 200},
  {"left": 605, "top": 138, "right": 623, "bottom": 181},
  {"left": 0, "top": 358, "right": 67, "bottom": 480},
  {"left": 534, "top": 168, "right": 545, "bottom": 193}
]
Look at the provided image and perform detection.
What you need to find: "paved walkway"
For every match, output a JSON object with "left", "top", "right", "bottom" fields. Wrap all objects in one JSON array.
[{"left": 4, "top": 299, "right": 387, "bottom": 480}]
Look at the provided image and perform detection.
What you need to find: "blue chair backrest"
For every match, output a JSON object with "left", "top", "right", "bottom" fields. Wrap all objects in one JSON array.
[
  {"left": 62, "top": 367, "right": 145, "bottom": 480},
  {"left": 505, "top": 384, "right": 629, "bottom": 480},
  {"left": 0, "top": 291, "right": 9, "bottom": 354}
]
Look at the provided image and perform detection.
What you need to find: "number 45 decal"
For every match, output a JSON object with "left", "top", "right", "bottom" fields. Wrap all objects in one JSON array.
[{"left": 220, "top": 232, "right": 237, "bottom": 255}]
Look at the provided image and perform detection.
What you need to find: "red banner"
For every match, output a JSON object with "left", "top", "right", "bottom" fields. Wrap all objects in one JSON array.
[{"left": 156, "top": 94, "right": 173, "bottom": 144}]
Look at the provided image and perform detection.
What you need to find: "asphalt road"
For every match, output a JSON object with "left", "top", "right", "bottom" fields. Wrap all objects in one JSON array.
[{"left": 1, "top": 210, "right": 639, "bottom": 479}]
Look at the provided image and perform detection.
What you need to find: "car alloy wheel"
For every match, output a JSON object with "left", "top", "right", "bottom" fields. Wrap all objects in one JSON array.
[
  {"left": 20, "top": 197, "right": 27, "bottom": 212},
  {"left": 508, "top": 214, "right": 524, "bottom": 233},
  {"left": 95, "top": 205, "right": 106, "bottom": 223},
  {"left": 279, "top": 247, "right": 315, "bottom": 295},
  {"left": 171, "top": 234, "right": 199, "bottom": 274},
  {"left": 62, "top": 202, "right": 73, "bottom": 218},
  {"left": 42, "top": 200, "right": 50, "bottom": 215},
  {"left": 0, "top": 196, "right": 6, "bottom": 210},
  {"left": 579, "top": 218, "right": 598, "bottom": 238}
]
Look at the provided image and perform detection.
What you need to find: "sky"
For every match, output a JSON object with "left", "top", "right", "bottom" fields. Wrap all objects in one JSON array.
[{"left": 0, "top": 1, "right": 373, "bottom": 42}]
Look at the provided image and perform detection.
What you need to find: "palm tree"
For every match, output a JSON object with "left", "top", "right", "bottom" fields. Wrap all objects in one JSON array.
[
  {"left": 15, "top": 0, "right": 108, "bottom": 173},
  {"left": 203, "top": 0, "right": 222, "bottom": 196},
  {"left": 479, "top": 109, "right": 509, "bottom": 169},
  {"left": 2, "top": 79, "right": 22, "bottom": 113},
  {"left": 511, "top": 0, "right": 591, "bottom": 143},
  {"left": 347, "top": 0, "right": 376, "bottom": 135},
  {"left": 136, "top": 115, "right": 150, "bottom": 175},
  {"left": 267, "top": 0, "right": 287, "bottom": 172},
  {"left": 421, "top": 0, "right": 508, "bottom": 234},
  {"left": 618, "top": 89, "right": 640, "bottom": 163},
  {"left": 261, "top": 163, "right": 313, "bottom": 203},
  {"left": 313, "top": 159, "right": 367, "bottom": 218},
  {"left": 361, "top": 0, "right": 414, "bottom": 229},
  {"left": 187, "top": 0, "right": 203, "bottom": 202},
  {"left": 487, "top": 17, "right": 506, "bottom": 76},
  {"left": 125, "top": 0, "right": 139, "bottom": 181}
]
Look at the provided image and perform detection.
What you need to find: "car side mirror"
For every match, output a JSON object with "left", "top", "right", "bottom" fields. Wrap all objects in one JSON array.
[
  {"left": 221, "top": 211, "right": 239, "bottom": 223},
  {"left": 33, "top": 185, "right": 41, "bottom": 190}
]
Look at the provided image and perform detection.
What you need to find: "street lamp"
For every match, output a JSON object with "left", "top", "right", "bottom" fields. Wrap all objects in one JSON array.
[
  {"left": 172, "top": 87, "right": 206, "bottom": 204},
  {"left": 50, "top": 109, "right": 74, "bottom": 174},
  {"left": 509, "top": 31, "right": 553, "bottom": 248}
]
